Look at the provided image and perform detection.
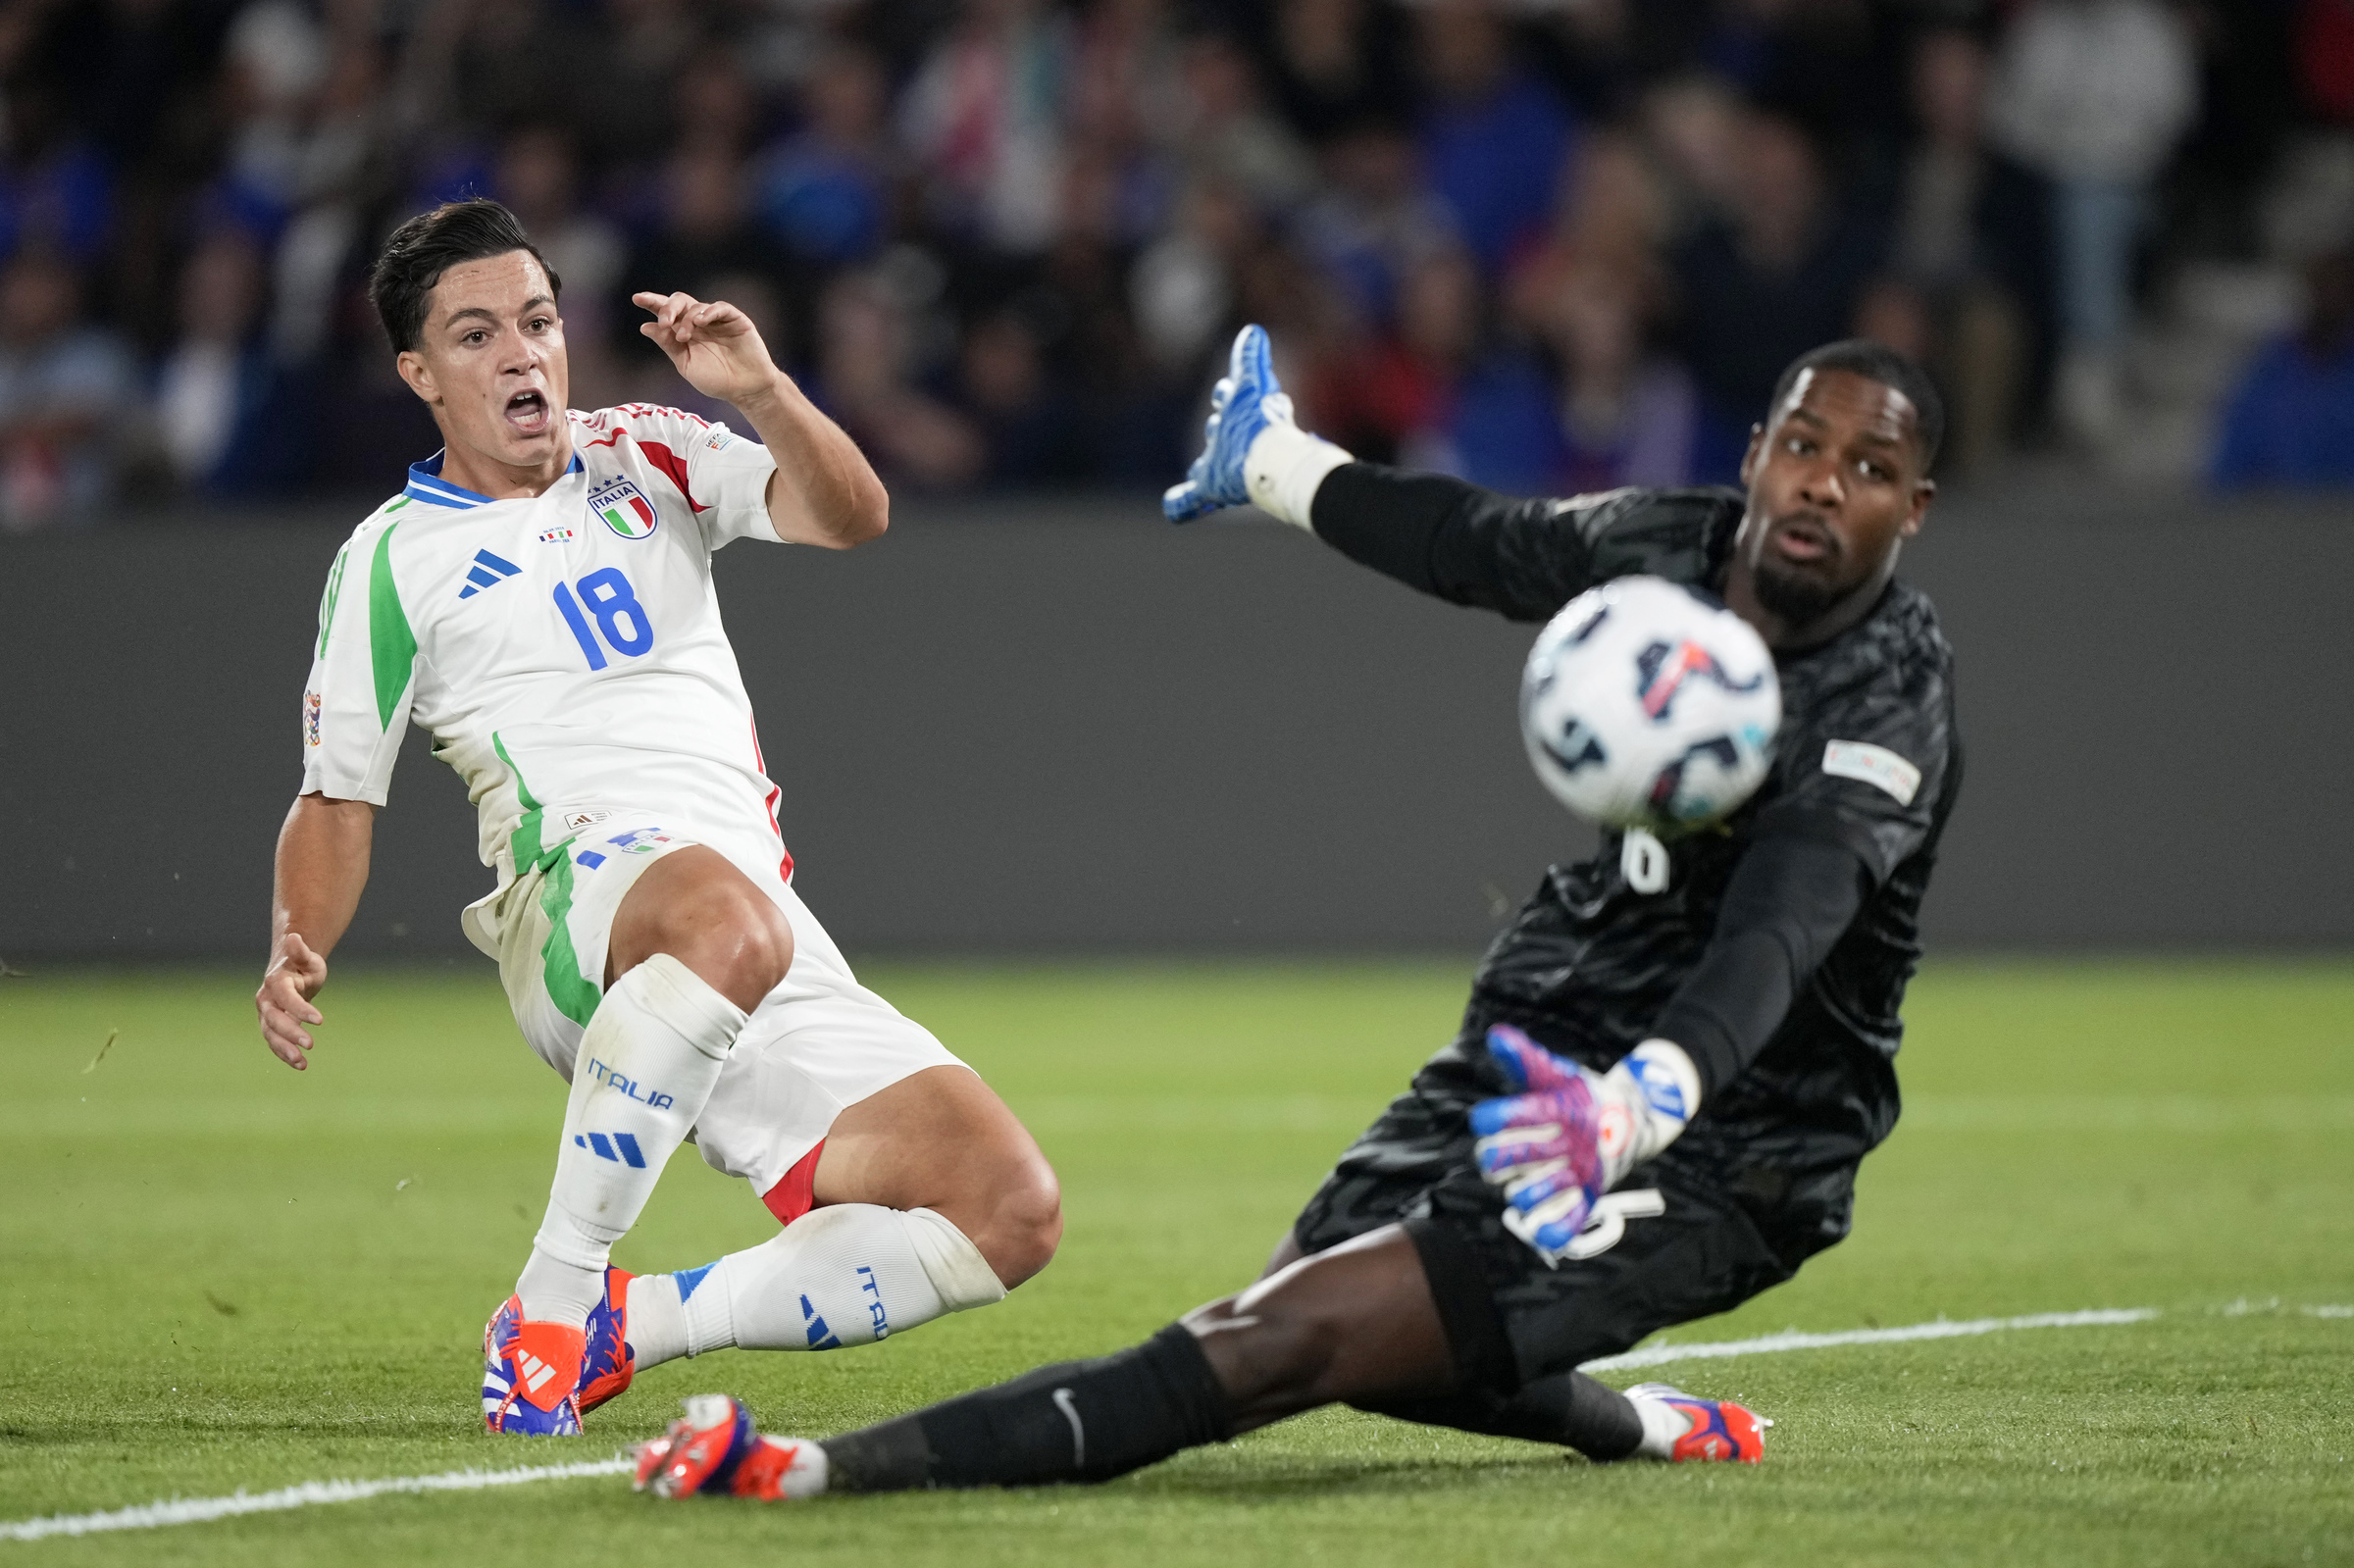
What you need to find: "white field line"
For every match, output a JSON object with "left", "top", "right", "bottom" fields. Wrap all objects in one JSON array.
[
  {"left": 0, "top": 1455, "right": 632, "bottom": 1543},
  {"left": 0, "top": 1304, "right": 2218, "bottom": 1542},
  {"left": 1582, "top": 1307, "right": 2160, "bottom": 1373}
]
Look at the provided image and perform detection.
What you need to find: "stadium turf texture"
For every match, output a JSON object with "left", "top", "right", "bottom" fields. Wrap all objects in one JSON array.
[{"left": 2, "top": 959, "right": 2349, "bottom": 1566}]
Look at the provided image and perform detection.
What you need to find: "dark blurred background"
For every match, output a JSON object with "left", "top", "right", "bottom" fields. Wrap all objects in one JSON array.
[
  {"left": 0, "top": 0, "right": 2348, "bottom": 525},
  {"left": 4, "top": 0, "right": 2353, "bottom": 962}
]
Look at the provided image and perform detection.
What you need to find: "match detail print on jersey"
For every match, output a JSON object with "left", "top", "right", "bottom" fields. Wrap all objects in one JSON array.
[{"left": 1820, "top": 739, "right": 1921, "bottom": 805}]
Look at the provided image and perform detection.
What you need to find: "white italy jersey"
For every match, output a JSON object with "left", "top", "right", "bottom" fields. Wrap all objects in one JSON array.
[{"left": 301, "top": 404, "right": 793, "bottom": 948}]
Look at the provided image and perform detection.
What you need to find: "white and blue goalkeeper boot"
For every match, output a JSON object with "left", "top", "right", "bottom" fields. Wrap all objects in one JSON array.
[{"left": 1162, "top": 325, "right": 1289, "bottom": 523}]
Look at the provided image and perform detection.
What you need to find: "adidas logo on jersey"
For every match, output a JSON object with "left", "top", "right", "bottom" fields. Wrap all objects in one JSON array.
[{"left": 457, "top": 549, "right": 523, "bottom": 599}]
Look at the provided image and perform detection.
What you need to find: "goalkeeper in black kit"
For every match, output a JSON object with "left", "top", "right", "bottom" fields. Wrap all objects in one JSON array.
[{"left": 628, "top": 326, "right": 1962, "bottom": 1502}]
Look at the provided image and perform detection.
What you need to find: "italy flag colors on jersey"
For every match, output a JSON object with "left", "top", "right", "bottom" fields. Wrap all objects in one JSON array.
[{"left": 301, "top": 404, "right": 793, "bottom": 952}]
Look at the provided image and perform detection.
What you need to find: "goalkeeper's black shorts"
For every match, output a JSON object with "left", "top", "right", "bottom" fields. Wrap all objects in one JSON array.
[{"left": 1289, "top": 1028, "right": 1863, "bottom": 1394}]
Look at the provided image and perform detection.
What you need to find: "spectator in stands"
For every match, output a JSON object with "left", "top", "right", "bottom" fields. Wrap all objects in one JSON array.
[
  {"left": 1264, "top": 0, "right": 1412, "bottom": 144},
  {"left": 1541, "top": 262, "right": 1697, "bottom": 492},
  {"left": 1169, "top": 32, "right": 1319, "bottom": 214},
  {"left": 1448, "top": 256, "right": 1695, "bottom": 496},
  {"left": 1670, "top": 108, "right": 1888, "bottom": 481},
  {"left": 1507, "top": 129, "right": 1673, "bottom": 352},
  {"left": 816, "top": 268, "right": 986, "bottom": 489},
  {"left": 1412, "top": 0, "right": 1578, "bottom": 277},
  {"left": 2211, "top": 245, "right": 2354, "bottom": 489},
  {"left": 152, "top": 230, "right": 279, "bottom": 495},
  {"left": 898, "top": 0, "right": 1071, "bottom": 256},
  {"left": 0, "top": 79, "right": 114, "bottom": 266},
  {"left": 671, "top": 48, "right": 764, "bottom": 162},
  {"left": 1303, "top": 244, "right": 1478, "bottom": 470},
  {"left": 1294, "top": 117, "right": 1460, "bottom": 331},
  {"left": 1890, "top": 25, "right": 2056, "bottom": 473},
  {"left": 1637, "top": 74, "right": 1747, "bottom": 239},
  {"left": 0, "top": 251, "right": 135, "bottom": 529},
  {"left": 951, "top": 303, "right": 1089, "bottom": 486},
  {"left": 1131, "top": 176, "right": 1258, "bottom": 379},
  {"left": 1985, "top": 0, "right": 2199, "bottom": 446},
  {"left": 615, "top": 143, "right": 795, "bottom": 391},
  {"left": 757, "top": 40, "right": 898, "bottom": 269}
]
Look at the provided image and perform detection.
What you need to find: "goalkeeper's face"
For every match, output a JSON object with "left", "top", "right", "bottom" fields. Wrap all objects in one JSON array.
[
  {"left": 396, "top": 249, "right": 571, "bottom": 479},
  {"left": 1733, "top": 369, "right": 1932, "bottom": 634}
]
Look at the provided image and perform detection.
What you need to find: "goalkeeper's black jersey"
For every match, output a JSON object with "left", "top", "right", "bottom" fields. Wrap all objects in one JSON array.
[{"left": 1311, "top": 468, "right": 1962, "bottom": 1168}]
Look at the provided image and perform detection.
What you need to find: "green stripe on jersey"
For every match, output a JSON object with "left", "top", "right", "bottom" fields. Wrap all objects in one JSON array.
[
  {"left": 367, "top": 525, "right": 418, "bottom": 729},
  {"left": 492, "top": 732, "right": 599, "bottom": 1028},
  {"left": 315, "top": 542, "right": 350, "bottom": 659}
]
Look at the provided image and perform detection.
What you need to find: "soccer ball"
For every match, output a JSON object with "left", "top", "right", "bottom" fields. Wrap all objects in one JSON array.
[{"left": 1518, "top": 576, "right": 1781, "bottom": 832}]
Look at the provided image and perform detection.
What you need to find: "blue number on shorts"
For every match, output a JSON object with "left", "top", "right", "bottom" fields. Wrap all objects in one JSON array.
[
  {"left": 554, "top": 569, "right": 653, "bottom": 668},
  {"left": 578, "top": 568, "right": 654, "bottom": 657}
]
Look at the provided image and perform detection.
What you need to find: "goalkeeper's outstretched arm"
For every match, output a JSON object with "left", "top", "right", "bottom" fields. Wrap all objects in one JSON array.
[
  {"left": 256, "top": 791, "right": 376, "bottom": 1070},
  {"left": 1239, "top": 401, "right": 1612, "bottom": 622}
]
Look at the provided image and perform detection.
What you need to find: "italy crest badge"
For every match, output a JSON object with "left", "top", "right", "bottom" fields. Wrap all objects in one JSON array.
[{"left": 588, "top": 476, "right": 659, "bottom": 539}]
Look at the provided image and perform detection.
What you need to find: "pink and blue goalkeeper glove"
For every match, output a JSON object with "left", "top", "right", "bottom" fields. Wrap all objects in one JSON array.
[{"left": 1470, "top": 1025, "right": 1700, "bottom": 1265}]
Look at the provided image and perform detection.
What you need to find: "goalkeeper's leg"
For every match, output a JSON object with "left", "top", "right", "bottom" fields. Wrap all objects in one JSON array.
[{"left": 640, "top": 1224, "right": 1458, "bottom": 1497}]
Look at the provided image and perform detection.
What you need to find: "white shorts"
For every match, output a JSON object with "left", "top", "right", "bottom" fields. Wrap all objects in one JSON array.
[{"left": 473, "top": 814, "right": 964, "bottom": 1223}]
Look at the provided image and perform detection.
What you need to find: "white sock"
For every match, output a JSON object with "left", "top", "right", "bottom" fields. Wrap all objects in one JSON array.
[
  {"left": 1244, "top": 412, "right": 1353, "bottom": 531},
  {"left": 1633, "top": 1394, "right": 1695, "bottom": 1460},
  {"left": 624, "top": 1205, "right": 1004, "bottom": 1370},
  {"left": 516, "top": 955, "right": 747, "bottom": 1326}
]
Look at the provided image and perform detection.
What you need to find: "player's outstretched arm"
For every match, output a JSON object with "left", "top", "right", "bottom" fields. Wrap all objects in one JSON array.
[
  {"left": 256, "top": 791, "right": 376, "bottom": 1071},
  {"left": 1165, "top": 325, "right": 1606, "bottom": 621},
  {"left": 633, "top": 290, "right": 888, "bottom": 551}
]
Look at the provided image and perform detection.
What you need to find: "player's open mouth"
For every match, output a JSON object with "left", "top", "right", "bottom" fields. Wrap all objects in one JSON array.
[
  {"left": 1769, "top": 515, "right": 1835, "bottom": 565},
  {"left": 505, "top": 390, "right": 551, "bottom": 435}
]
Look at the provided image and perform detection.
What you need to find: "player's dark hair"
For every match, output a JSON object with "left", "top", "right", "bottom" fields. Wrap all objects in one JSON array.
[
  {"left": 1766, "top": 339, "right": 1946, "bottom": 471},
  {"left": 368, "top": 199, "right": 562, "bottom": 353}
]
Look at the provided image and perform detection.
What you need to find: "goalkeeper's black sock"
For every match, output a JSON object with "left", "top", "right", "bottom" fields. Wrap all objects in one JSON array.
[
  {"left": 1359, "top": 1371, "right": 1643, "bottom": 1462},
  {"left": 820, "top": 1323, "right": 1235, "bottom": 1492}
]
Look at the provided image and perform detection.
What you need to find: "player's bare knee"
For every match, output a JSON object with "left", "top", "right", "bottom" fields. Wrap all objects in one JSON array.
[{"left": 975, "top": 1159, "right": 1062, "bottom": 1289}]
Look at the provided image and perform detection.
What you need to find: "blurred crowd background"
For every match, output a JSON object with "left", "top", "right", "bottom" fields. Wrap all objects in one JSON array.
[{"left": 0, "top": 0, "right": 2351, "bottom": 525}]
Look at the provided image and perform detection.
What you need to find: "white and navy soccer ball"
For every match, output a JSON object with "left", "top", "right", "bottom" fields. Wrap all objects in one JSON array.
[{"left": 1518, "top": 576, "right": 1781, "bottom": 833}]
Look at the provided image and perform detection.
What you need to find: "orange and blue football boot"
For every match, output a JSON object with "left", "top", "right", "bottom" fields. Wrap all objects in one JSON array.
[
  {"left": 481, "top": 1295, "right": 586, "bottom": 1436},
  {"left": 578, "top": 1266, "right": 635, "bottom": 1414},
  {"left": 635, "top": 1394, "right": 757, "bottom": 1496},
  {"left": 1626, "top": 1383, "right": 1769, "bottom": 1463},
  {"left": 634, "top": 1395, "right": 827, "bottom": 1501}
]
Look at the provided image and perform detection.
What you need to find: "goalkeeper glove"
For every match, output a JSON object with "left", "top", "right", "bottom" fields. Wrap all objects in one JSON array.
[{"left": 1469, "top": 1025, "right": 1701, "bottom": 1265}]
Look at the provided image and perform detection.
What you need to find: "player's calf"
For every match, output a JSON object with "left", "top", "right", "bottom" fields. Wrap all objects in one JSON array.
[{"left": 491, "top": 953, "right": 750, "bottom": 1432}]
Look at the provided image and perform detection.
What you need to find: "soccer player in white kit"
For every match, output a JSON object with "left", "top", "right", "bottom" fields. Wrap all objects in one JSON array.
[{"left": 253, "top": 200, "right": 1062, "bottom": 1435}]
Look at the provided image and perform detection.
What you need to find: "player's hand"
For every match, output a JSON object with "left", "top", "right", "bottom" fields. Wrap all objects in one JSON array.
[
  {"left": 1161, "top": 375, "right": 1236, "bottom": 524},
  {"left": 1470, "top": 1026, "right": 1698, "bottom": 1264},
  {"left": 634, "top": 291, "right": 785, "bottom": 410},
  {"left": 256, "top": 932, "right": 329, "bottom": 1071}
]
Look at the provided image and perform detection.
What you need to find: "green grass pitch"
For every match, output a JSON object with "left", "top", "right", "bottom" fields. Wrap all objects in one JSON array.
[{"left": 4, "top": 958, "right": 2351, "bottom": 1565}]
